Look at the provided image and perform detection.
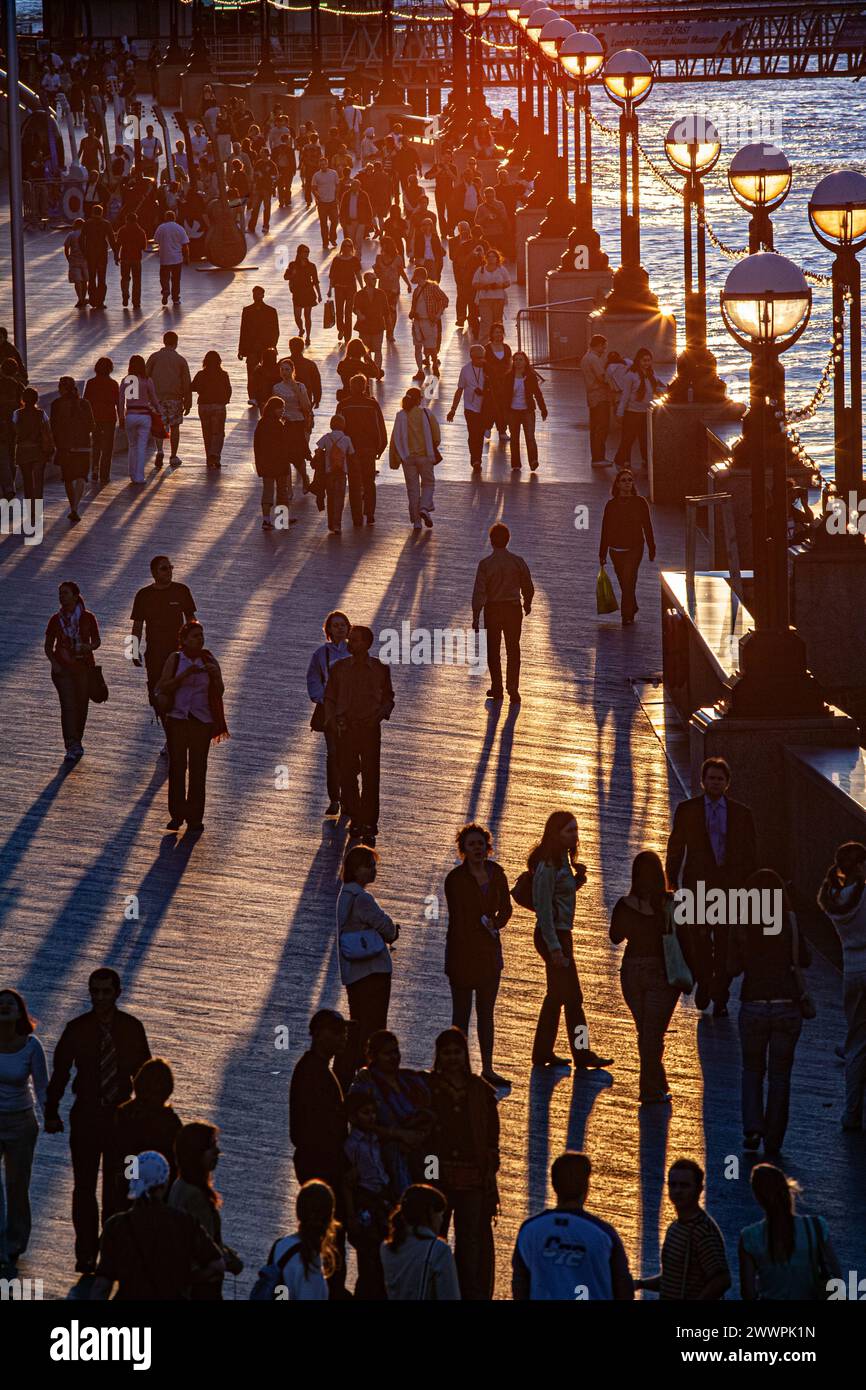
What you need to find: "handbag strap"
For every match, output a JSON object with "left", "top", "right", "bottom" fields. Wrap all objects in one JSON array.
[{"left": 418, "top": 1237, "right": 437, "bottom": 1300}]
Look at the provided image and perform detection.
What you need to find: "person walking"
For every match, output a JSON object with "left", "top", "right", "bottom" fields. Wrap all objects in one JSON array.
[
  {"left": 44, "top": 580, "right": 101, "bottom": 762},
  {"left": 0, "top": 989, "right": 47, "bottom": 1276},
  {"left": 482, "top": 324, "right": 512, "bottom": 447},
  {"left": 110, "top": 1058, "right": 182, "bottom": 1211},
  {"left": 739, "top": 1164, "right": 841, "bottom": 1300},
  {"left": 153, "top": 209, "right": 190, "bottom": 306},
  {"left": 324, "top": 624, "right": 395, "bottom": 844},
  {"left": 444, "top": 823, "right": 512, "bottom": 1087},
  {"left": 428, "top": 1027, "right": 499, "bottom": 1301},
  {"left": 50, "top": 377, "right": 94, "bottom": 523},
  {"left": 0, "top": 361, "right": 22, "bottom": 501},
  {"left": 83, "top": 356, "right": 120, "bottom": 485},
  {"left": 284, "top": 244, "right": 321, "bottom": 345},
  {"left": 263, "top": 1180, "right": 340, "bottom": 1301},
  {"left": 373, "top": 235, "right": 411, "bottom": 342},
  {"left": 665, "top": 756, "right": 758, "bottom": 1016},
  {"left": 272, "top": 357, "right": 313, "bottom": 490},
  {"left": 729, "top": 870, "right": 811, "bottom": 1157},
  {"left": 817, "top": 841, "right": 866, "bottom": 1132},
  {"left": 64, "top": 217, "right": 89, "bottom": 309},
  {"left": 314, "top": 413, "right": 354, "bottom": 535},
  {"left": 288, "top": 337, "right": 322, "bottom": 418},
  {"left": 380, "top": 1184, "right": 461, "bottom": 1301},
  {"left": 339, "top": 178, "right": 373, "bottom": 251},
  {"left": 237, "top": 285, "right": 280, "bottom": 403},
  {"left": 389, "top": 387, "right": 441, "bottom": 532},
  {"left": 447, "top": 343, "right": 488, "bottom": 471},
  {"left": 289, "top": 1011, "right": 349, "bottom": 1196},
  {"left": 353, "top": 272, "right": 391, "bottom": 370},
  {"left": 615, "top": 347, "right": 663, "bottom": 469},
  {"left": 502, "top": 351, "right": 547, "bottom": 472},
  {"left": 114, "top": 210, "right": 148, "bottom": 308},
  {"left": 311, "top": 158, "right": 339, "bottom": 249},
  {"left": 273, "top": 133, "right": 297, "bottom": 208},
  {"left": 336, "top": 844, "right": 399, "bottom": 1090},
  {"left": 168, "top": 1122, "right": 243, "bottom": 1299},
  {"left": 581, "top": 333, "right": 612, "bottom": 467},
  {"left": 79, "top": 204, "right": 117, "bottom": 308},
  {"left": 512, "top": 1152, "right": 634, "bottom": 1300},
  {"left": 328, "top": 238, "right": 364, "bottom": 344},
  {"left": 146, "top": 331, "right": 192, "bottom": 468},
  {"left": 635, "top": 1159, "right": 732, "bottom": 1301},
  {"left": 250, "top": 347, "right": 281, "bottom": 414},
  {"left": 336, "top": 338, "right": 383, "bottom": 396},
  {"left": 471, "top": 248, "right": 510, "bottom": 344},
  {"left": 609, "top": 851, "right": 689, "bottom": 1105},
  {"left": 247, "top": 148, "right": 277, "bottom": 233},
  {"left": 408, "top": 267, "right": 448, "bottom": 379},
  {"left": 0, "top": 327, "right": 25, "bottom": 379},
  {"left": 253, "top": 395, "right": 295, "bottom": 532},
  {"left": 471, "top": 523, "right": 533, "bottom": 704},
  {"left": 130, "top": 555, "right": 197, "bottom": 744},
  {"left": 307, "top": 610, "right": 351, "bottom": 816},
  {"left": 44, "top": 968, "right": 151, "bottom": 1276},
  {"left": 340, "top": 374, "right": 387, "bottom": 528},
  {"left": 598, "top": 470, "right": 656, "bottom": 626},
  {"left": 300, "top": 134, "right": 324, "bottom": 207},
  {"left": 191, "top": 351, "right": 232, "bottom": 469},
  {"left": 410, "top": 216, "right": 445, "bottom": 284},
  {"left": 527, "top": 810, "right": 613, "bottom": 1070},
  {"left": 155, "top": 618, "right": 228, "bottom": 833},
  {"left": 11, "top": 388, "right": 51, "bottom": 524},
  {"left": 118, "top": 356, "right": 161, "bottom": 484}
]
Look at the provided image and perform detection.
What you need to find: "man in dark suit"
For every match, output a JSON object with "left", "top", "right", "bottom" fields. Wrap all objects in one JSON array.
[
  {"left": 237, "top": 285, "right": 280, "bottom": 401},
  {"left": 324, "top": 625, "right": 394, "bottom": 845},
  {"left": 44, "top": 968, "right": 151, "bottom": 1274},
  {"left": 665, "top": 757, "right": 758, "bottom": 1016}
]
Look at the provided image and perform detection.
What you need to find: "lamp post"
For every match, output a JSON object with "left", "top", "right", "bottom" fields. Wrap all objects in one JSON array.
[
  {"left": 163, "top": 0, "right": 183, "bottom": 66},
  {"left": 513, "top": 1, "right": 546, "bottom": 146},
  {"left": 255, "top": 0, "right": 279, "bottom": 84},
  {"left": 719, "top": 252, "right": 825, "bottom": 715},
  {"left": 601, "top": 48, "right": 658, "bottom": 313},
  {"left": 375, "top": 0, "right": 403, "bottom": 104},
  {"left": 809, "top": 170, "right": 866, "bottom": 509},
  {"left": 537, "top": 17, "right": 574, "bottom": 194},
  {"left": 663, "top": 114, "right": 729, "bottom": 403},
  {"left": 184, "top": 0, "right": 213, "bottom": 74},
  {"left": 304, "top": 0, "right": 332, "bottom": 96},
  {"left": 728, "top": 143, "right": 791, "bottom": 253},
  {"left": 460, "top": 0, "right": 492, "bottom": 120},
  {"left": 506, "top": 2, "right": 527, "bottom": 125},
  {"left": 442, "top": 0, "right": 469, "bottom": 128},
  {"left": 558, "top": 30, "right": 604, "bottom": 250}
]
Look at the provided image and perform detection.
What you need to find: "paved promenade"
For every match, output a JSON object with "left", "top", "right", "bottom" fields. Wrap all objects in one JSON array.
[{"left": 0, "top": 184, "right": 862, "bottom": 1300}]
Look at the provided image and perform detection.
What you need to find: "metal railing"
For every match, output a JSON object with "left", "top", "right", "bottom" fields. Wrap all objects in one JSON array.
[{"left": 516, "top": 299, "right": 594, "bottom": 371}]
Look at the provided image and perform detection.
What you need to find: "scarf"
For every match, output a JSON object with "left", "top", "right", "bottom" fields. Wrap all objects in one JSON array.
[
  {"left": 57, "top": 598, "right": 84, "bottom": 646},
  {"left": 169, "top": 648, "right": 230, "bottom": 743}
]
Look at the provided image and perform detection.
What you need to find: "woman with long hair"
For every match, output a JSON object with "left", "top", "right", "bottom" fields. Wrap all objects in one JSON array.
[
  {"left": 44, "top": 580, "right": 101, "bottom": 763},
  {"left": 482, "top": 323, "right": 512, "bottom": 446},
  {"left": 64, "top": 216, "right": 88, "bottom": 308},
  {"left": 471, "top": 247, "right": 510, "bottom": 345},
  {"left": 350, "top": 1031, "right": 432, "bottom": 1197},
  {"left": 381, "top": 1184, "right": 461, "bottom": 1300},
  {"left": 599, "top": 469, "right": 656, "bottom": 627},
  {"left": 615, "top": 346, "right": 663, "bottom": 469},
  {"left": 428, "top": 1027, "right": 499, "bottom": 1300},
  {"left": 49, "top": 376, "right": 94, "bottom": 523},
  {"left": 250, "top": 346, "right": 281, "bottom": 414},
  {"left": 0, "top": 989, "right": 47, "bottom": 1275},
  {"left": 529, "top": 810, "right": 612, "bottom": 1070},
  {"left": 501, "top": 349, "right": 547, "bottom": 472},
  {"left": 444, "top": 823, "right": 512, "bottom": 1087},
  {"left": 389, "top": 386, "right": 441, "bottom": 531},
  {"left": 283, "top": 242, "right": 321, "bottom": 344},
  {"left": 268, "top": 1180, "right": 340, "bottom": 1300},
  {"left": 609, "top": 851, "right": 689, "bottom": 1104},
  {"left": 112, "top": 1058, "right": 182, "bottom": 1212},
  {"left": 739, "top": 1164, "right": 841, "bottom": 1300},
  {"left": 168, "top": 1121, "right": 243, "bottom": 1298},
  {"left": 191, "top": 350, "right": 232, "bottom": 469},
  {"left": 729, "top": 869, "right": 811, "bottom": 1158},
  {"left": 155, "top": 618, "right": 228, "bottom": 833},
  {"left": 118, "top": 355, "right": 161, "bottom": 485},
  {"left": 373, "top": 234, "right": 411, "bottom": 342},
  {"left": 336, "top": 337, "right": 382, "bottom": 396},
  {"left": 328, "top": 237, "right": 363, "bottom": 344},
  {"left": 335, "top": 844, "right": 399, "bottom": 1090}
]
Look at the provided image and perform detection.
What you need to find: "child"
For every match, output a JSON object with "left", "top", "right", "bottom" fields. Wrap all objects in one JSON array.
[
  {"left": 315, "top": 413, "right": 354, "bottom": 535},
  {"left": 343, "top": 1091, "right": 391, "bottom": 1300}
]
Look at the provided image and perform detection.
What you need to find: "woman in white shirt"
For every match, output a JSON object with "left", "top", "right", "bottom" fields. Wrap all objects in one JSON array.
[
  {"left": 615, "top": 347, "right": 664, "bottom": 470},
  {"left": 269, "top": 1180, "right": 339, "bottom": 1300},
  {"left": 0, "top": 989, "right": 48, "bottom": 1273},
  {"left": 336, "top": 845, "right": 399, "bottom": 1087},
  {"left": 381, "top": 1183, "right": 461, "bottom": 1300},
  {"left": 472, "top": 249, "right": 511, "bottom": 346}
]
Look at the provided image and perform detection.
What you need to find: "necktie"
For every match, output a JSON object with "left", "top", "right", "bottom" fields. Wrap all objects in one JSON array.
[{"left": 98, "top": 1023, "right": 120, "bottom": 1106}]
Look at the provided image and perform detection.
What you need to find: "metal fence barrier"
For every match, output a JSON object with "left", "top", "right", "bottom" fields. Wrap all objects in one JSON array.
[{"left": 516, "top": 298, "right": 594, "bottom": 371}]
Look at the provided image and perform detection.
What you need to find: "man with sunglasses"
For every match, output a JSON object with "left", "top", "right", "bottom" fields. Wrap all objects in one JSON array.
[{"left": 130, "top": 556, "right": 198, "bottom": 751}]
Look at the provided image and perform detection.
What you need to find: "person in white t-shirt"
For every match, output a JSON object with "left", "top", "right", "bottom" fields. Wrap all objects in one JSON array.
[
  {"left": 153, "top": 211, "right": 190, "bottom": 305},
  {"left": 268, "top": 1180, "right": 338, "bottom": 1300}
]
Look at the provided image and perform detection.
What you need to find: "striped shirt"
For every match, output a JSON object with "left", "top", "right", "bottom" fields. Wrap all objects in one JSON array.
[{"left": 660, "top": 1211, "right": 730, "bottom": 1300}]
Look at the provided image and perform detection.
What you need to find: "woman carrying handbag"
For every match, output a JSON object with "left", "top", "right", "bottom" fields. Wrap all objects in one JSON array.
[
  {"left": 335, "top": 844, "right": 399, "bottom": 1090},
  {"left": 44, "top": 580, "right": 102, "bottom": 763}
]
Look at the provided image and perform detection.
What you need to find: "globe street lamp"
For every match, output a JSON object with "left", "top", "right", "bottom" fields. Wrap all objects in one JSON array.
[
  {"left": 728, "top": 143, "right": 792, "bottom": 253},
  {"left": 255, "top": 0, "right": 279, "bottom": 84},
  {"left": 304, "top": 0, "right": 331, "bottom": 96},
  {"left": 664, "top": 114, "right": 729, "bottom": 403},
  {"left": 184, "top": 0, "right": 213, "bottom": 75},
  {"left": 601, "top": 48, "right": 658, "bottom": 312},
  {"left": 460, "top": 0, "right": 492, "bottom": 120},
  {"left": 719, "top": 252, "right": 825, "bottom": 716},
  {"left": 375, "top": 0, "right": 403, "bottom": 104},
  {"left": 525, "top": 6, "right": 558, "bottom": 143},
  {"left": 557, "top": 30, "right": 606, "bottom": 265},
  {"left": 505, "top": 2, "right": 527, "bottom": 124},
  {"left": 513, "top": 0, "right": 547, "bottom": 139},
  {"left": 443, "top": 0, "right": 470, "bottom": 128},
  {"left": 809, "top": 170, "right": 866, "bottom": 504},
  {"left": 538, "top": 18, "right": 575, "bottom": 191}
]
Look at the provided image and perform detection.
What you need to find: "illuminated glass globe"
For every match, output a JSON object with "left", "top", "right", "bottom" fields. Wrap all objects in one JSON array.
[
  {"left": 506, "top": 3, "right": 523, "bottom": 20},
  {"left": 516, "top": 0, "right": 545, "bottom": 28},
  {"left": 459, "top": 0, "right": 492, "bottom": 16},
  {"left": 664, "top": 115, "right": 721, "bottom": 175},
  {"left": 809, "top": 170, "right": 866, "bottom": 252},
  {"left": 559, "top": 31, "right": 604, "bottom": 81},
  {"left": 602, "top": 49, "right": 653, "bottom": 108},
  {"left": 728, "top": 144, "right": 792, "bottom": 212},
  {"left": 720, "top": 252, "right": 811, "bottom": 347},
  {"left": 539, "top": 18, "right": 576, "bottom": 60},
  {"left": 526, "top": 8, "right": 559, "bottom": 44}
]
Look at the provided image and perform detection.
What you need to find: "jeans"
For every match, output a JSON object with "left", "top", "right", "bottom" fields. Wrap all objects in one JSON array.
[
  {"left": 0, "top": 1108, "right": 39, "bottom": 1262},
  {"left": 334, "top": 287, "right": 355, "bottom": 340},
  {"left": 442, "top": 1188, "right": 495, "bottom": 1300},
  {"left": 338, "top": 719, "right": 381, "bottom": 830},
  {"left": 477, "top": 298, "right": 504, "bottom": 343},
  {"left": 261, "top": 474, "right": 292, "bottom": 515},
  {"left": 531, "top": 926, "right": 588, "bottom": 1063},
  {"left": 484, "top": 601, "right": 522, "bottom": 697},
  {"left": 347, "top": 450, "right": 376, "bottom": 524},
  {"left": 616, "top": 409, "right": 648, "bottom": 466},
  {"left": 325, "top": 470, "right": 346, "bottom": 529},
  {"left": 401, "top": 455, "right": 435, "bottom": 524},
  {"left": 450, "top": 977, "right": 500, "bottom": 1069},
  {"left": 508, "top": 408, "right": 538, "bottom": 468},
  {"left": 91, "top": 421, "right": 115, "bottom": 481},
  {"left": 610, "top": 546, "right": 643, "bottom": 624},
  {"left": 620, "top": 957, "right": 679, "bottom": 1098},
  {"left": 248, "top": 189, "right": 272, "bottom": 231},
  {"left": 589, "top": 400, "right": 610, "bottom": 462},
  {"left": 69, "top": 1104, "right": 118, "bottom": 1266},
  {"left": 842, "top": 970, "right": 866, "bottom": 1126},
  {"left": 315, "top": 202, "right": 338, "bottom": 245},
  {"left": 323, "top": 724, "right": 341, "bottom": 801},
  {"left": 52, "top": 664, "right": 90, "bottom": 751},
  {"left": 119, "top": 259, "right": 141, "bottom": 305},
  {"left": 86, "top": 254, "right": 107, "bottom": 306},
  {"left": 198, "top": 403, "right": 226, "bottom": 463},
  {"left": 738, "top": 1001, "right": 802, "bottom": 1150},
  {"left": 166, "top": 714, "right": 213, "bottom": 826},
  {"left": 464, "top": 409, "right": 486, "bottom": 466},
  {"left": 125, "top": 410, "right": 152, "bottom": 482},
  {"left": 159, "top": 262, "right": 182, "bottom": 301},
  {"left": 337, "top": 972, "right": 392, "bottom": 1091}
]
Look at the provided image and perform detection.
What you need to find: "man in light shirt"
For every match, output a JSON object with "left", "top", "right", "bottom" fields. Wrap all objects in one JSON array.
[
  {"left": 311, "top": 158, "right": 339, "bottom": 251},
  {"left": 447, "top": 343, "right": 488, "bottom": 471},
  {"left": 153, "top": 210, "right": 190, "bottom": 306},
  {"left": 580, "top": 333, "right": 612, "bottom": 467}
]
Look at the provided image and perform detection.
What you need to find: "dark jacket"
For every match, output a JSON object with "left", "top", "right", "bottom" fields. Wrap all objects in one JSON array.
[
  {"left": 728, "top": 910, "right": 811, "bottom": 1004},
  {"left": 328, "top": 253, "right": 362, "bottom": 292},
  {"left": 499, "top": 366, "right": 546, "bottom": 416},
  {"left": 352, "top": 286, "right": 390, "bottom": 337},
  {"left": 238, "top": 300, "right": 279, "bottom": 358},
  {"left": 191, "top": 367, "right": 232, "bottom": 406},
  {"left": 340, "top": 395, "right": 388, "bottom": 457},
  {"left": 324, "top": 652, "right": 395, "bottom": 727},
  {"left": 599, "top": 495, "right": 656, "bottom": 563},
  {"left": 411, "top": 226, "right": 445, "bottom": 269},
  {"left": 444, "top": 860, "right": 512, "bottom": 987},
  {"left": 289, "top": 1050, "right": 347, "bottom": 1187},
  {"left": 339, "top": 188, "right": 373, "bottom": 228},
  {"left": 45, "top": 1009, "right": 151, "bottom": 1119},
  {"left": 253, "top": 415, "right": 291, "bottom": 477},
  {"left": 289, "top": 354, "right": 322, "bottom": 409},
  {"left": 337, "top": 351, "right": 382, "bottom": 394},
  {"left": 471, "top": 547, "right": 534, "bottom": 620},
  {"left": 79, "top": 215, "right": 117, "bottom": 260},
  {"left": 112, "top": 1098, "right": 184, "bottom": 1206},
  {"left": 50, "top": 394, "right": 95, "bottom": 452},
  {"left": 665, "top": 794, "right": 758, "bottom": 893},
  {"left": 429, "top": 1072, "right": 500, "bottom": 1194}
]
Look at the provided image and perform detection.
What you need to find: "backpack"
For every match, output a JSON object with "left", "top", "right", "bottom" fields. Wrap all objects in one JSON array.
[
  {"left": 326, "top": 436, "right": 346, "bottom": 473},
  {"left": 510, "top": 869, "right": 534, "bottom": 910},
  {"left": 248, "top": 1239, "right": 302, "bottom": 1301}
]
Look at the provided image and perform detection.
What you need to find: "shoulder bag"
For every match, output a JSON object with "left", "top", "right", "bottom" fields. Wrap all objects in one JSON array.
[
  {"left": 155, "top": 651, "right": 181, "bottom": 716},
  {"left": 804, "top": 1216, "right": 831, "bottom": 1300},
  {"left": 662, "top": 897, "right": 694, "bottom": 992},
  {"left": 339, "top": 891, "right": 387, "bottom": 962},
  {"left": 789, "top": 913, "right": 817, "bottom": 1019},
  {"left": 87, "top": 664, "right": 109, "bottom": 704}
]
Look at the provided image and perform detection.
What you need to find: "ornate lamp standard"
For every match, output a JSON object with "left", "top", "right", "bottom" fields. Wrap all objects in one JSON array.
[
  {"left": 525, "top": 6, "right": 557, "bottom": 140},
  {"left": 185, "top": 0, "right": 213, "bottom": 74},
  {"left": 537, "top": 17, "right": 575, "bottom": 193},
  {"left": 506, "top": 1, "right": 529, "bottom": 126},
  {"left": 442, "top": 0, "right": 469, "bottom": 128},
  {"left": 808, "top": 170, "right": 866, "bottom": 507},
  {"left": 375, "top": 0, "right": 404, "bottom": 104},
  {"left": 719, "top": 252, "right": 825, "bottom": 715},
  {"left": 600, "top": 48, "right": 659, "bottom": 313},
  {"left": 255, "top": 0, "right": 280, "bottom": 84},
  {"left": 728, "top": 143, "right": 792, "bottom": 253},
  {"left": 513, "top": 0, "right": 548, "bottom": 145},
  {"left": 305, "top": 0, "right": 331, "bottom": 96},
  {"left": 460, "top": 0, "right": 493, "bottom": 119},
  {"left": 557, "top": 30, "right": 604, "bottom": 261}
]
